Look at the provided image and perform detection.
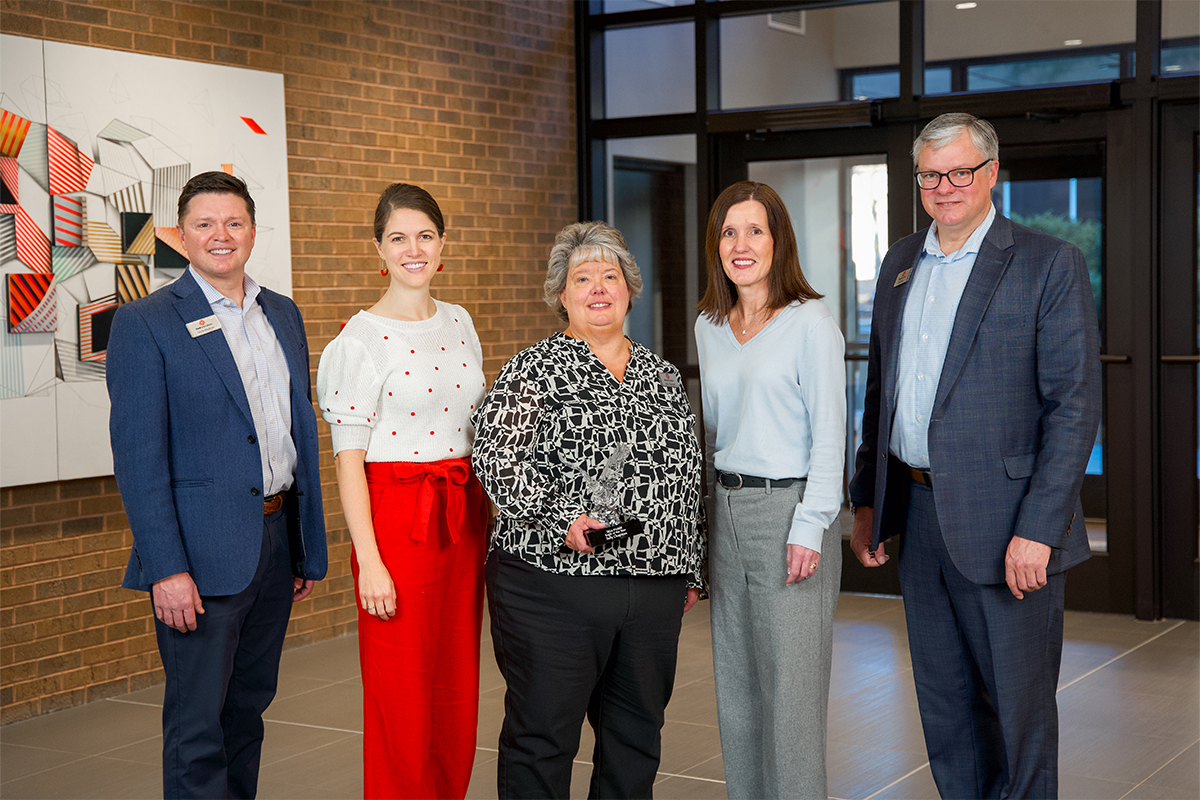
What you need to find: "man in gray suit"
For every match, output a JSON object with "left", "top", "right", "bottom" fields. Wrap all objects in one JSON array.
[{"left": 849, "top": 113, "right": 1101, "bottom": 799}]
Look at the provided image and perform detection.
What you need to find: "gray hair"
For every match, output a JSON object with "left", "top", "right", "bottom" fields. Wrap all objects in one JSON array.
[
  {"left": 543, "top": 221, "right": 643, "bottom": 323},
  {"left": 912, "top": 113, "right": 999, "bottom": 164}
]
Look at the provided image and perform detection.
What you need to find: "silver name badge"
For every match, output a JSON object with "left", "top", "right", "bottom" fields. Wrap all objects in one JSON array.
[
  {"left": 659, "top": 371, "right": 682, "bottom": 389},
  {"left": 187, "top": 315, "right": 223, "bottom": 338},
  {"left": 894, "top": 268, "right": 914, "bottom": 287}
]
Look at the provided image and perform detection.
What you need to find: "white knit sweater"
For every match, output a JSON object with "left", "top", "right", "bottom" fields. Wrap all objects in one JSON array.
[{"left": 316, "top": 301, "right": 486, "bottom": 462}]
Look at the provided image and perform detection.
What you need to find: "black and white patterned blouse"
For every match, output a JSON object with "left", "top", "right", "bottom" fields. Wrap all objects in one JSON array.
[{"left": 472, "top": 333, "right": 705, "bottom": 588}]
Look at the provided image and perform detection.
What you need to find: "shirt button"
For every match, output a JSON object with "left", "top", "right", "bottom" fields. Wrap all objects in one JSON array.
[
  {"left": 917, "top": 415, "right": 924, "bottom": 422},
  {"left": 922, "top": 334, "right": 929, "bottom": 341},
  {"left": 917, "top": 373, "right": 924, "bottom": 380},
  {"left": 928, "top": 296, "right": 936, "bottom": 302}
]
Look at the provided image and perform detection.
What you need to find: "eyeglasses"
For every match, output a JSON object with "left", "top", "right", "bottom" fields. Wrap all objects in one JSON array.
[{"left": 914, "top": 159, "right": 993, "bottom": 190}]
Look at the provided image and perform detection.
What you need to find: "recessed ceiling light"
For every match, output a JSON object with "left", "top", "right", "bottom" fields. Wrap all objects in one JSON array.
[
  {"left": 1064, "top": 39, "right": 1083, "bottom": 46},
  {"left": 955, "top": 2, "right": 977, "bottom": 8}
]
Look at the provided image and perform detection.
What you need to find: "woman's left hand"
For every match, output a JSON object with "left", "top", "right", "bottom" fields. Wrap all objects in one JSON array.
[
  {"left": 564, "top": 513, "right": 605, "bottom": 554},
  {"left": 786, "top": 544, "right": 820, "bottom": 585},
  {"left": 684, "top": 587, "right": 701, "bottom": 613}
]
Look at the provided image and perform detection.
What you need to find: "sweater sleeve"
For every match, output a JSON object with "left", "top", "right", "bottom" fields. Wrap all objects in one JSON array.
[
  {"left": 316, "top": 332, "right": 383, "bottom": 455},
  {"left": 786, "top": 313, "right": 847, "bottom": 551}
]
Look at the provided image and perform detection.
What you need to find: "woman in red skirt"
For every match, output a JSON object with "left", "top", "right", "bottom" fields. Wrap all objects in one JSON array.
[{"left": 316, "top": 183, "right": 488, "bottom": 799}]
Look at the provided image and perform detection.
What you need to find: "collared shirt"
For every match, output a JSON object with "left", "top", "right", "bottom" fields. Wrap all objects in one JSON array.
[
  {"left": 890, "top": 204, "right": 997, "bottom": 468},
  {"left": 189, "top": 266, "right": 296, "bottom": 495}
]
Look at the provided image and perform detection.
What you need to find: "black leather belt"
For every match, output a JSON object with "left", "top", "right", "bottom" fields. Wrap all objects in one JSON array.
[
  {"left": 263, "top": 492, "right": 284, "bottom": 515},
  {"left": 718, "top": 471, "right": 803, "bottom": 490}
]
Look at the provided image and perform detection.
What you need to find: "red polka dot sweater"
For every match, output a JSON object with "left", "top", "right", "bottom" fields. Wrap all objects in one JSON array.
[{"left": 316, "top": 301, "right": 486, "bottom": 462}]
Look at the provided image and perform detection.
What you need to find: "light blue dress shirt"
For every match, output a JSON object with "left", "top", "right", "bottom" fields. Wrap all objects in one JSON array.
[
  {"left": 190, "top": 267, "right": 296, "bottom": 495},
  {"left": 890, "top": 204, "right": 997, "bottom": 468}
]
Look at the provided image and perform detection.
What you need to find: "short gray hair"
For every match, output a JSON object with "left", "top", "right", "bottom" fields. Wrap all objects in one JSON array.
[
  {"left": 912, "top": 113, "right": 999, "bottom": 164},
  {"left": 543, "top": 221, "right": 643, "bottom": 323}
]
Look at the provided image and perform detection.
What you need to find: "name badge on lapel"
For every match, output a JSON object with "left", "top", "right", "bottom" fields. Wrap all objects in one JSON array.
[
  {"left": 187, "top": 315, "right": 223, "bottom": 338},
  {"left": 893, "top": 268, "right": 914, "bottom": 287},
  {"left": 659, "top": 371, "right": 682, "bottom": 390}
]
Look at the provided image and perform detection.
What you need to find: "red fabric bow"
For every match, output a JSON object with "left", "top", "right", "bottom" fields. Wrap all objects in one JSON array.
[{"left": 366, "top": 458, "right": 473, "bottom": 543}]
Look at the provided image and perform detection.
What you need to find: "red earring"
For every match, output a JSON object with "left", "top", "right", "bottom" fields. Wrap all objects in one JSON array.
[
  {"left": 437, "top": 263, "right": 444, "bottom": 272},
  {"left": 380, "top": 267, "right": 389, "bottom": 276}
]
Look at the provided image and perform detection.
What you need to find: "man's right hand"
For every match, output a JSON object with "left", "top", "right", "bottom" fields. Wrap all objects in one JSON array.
[
  {"left": 850, "top": 507, "right": 889, "bottom": 567},
  {"left": 152, "top": 572, "right": 204, "bottom": 632}
]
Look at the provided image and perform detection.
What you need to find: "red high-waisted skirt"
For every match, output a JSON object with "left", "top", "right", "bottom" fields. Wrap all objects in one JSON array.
[{"left": 356, "top": 458, "right": 488, "bottom": 800}]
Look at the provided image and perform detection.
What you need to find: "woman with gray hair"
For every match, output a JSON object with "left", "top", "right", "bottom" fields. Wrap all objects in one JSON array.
[{"left": 472, "top": 220, "right": 706, "bottom": 798}]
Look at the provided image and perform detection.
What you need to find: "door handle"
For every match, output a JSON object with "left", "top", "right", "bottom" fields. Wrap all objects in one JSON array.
[
  {"left": 1160, "top": 355, "right": 1200, "bottom": 364},
  {"left": 1100, "top": 354, "right": 1130, "bottom": 364}
]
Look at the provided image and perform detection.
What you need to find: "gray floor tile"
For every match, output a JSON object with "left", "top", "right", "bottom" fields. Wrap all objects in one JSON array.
[
  {"left": 657, "top": 719, "right": 723, "bottom": 775},
  {"left": 0, "top": 754, "right": 162, "bottom": 799},
  {"left": 263, "top": 680, "right": 362, "bottom": 732},
  {"left": 650, "top": 774, "right": 730, "bottom": 799},
  {"left": 1141, "top": 741, "right": 1200, "bottom": 794},
  {"left": 663, "top": 676, "right": 719, "bottom": 727},
  {"left": 864, "top": 761, "right": 940, "bottom": 800},
  {"left": 0, "top": 743, "right": 89, "bottom": 784},
  {"left": 256, "top": 735, "right": 363, "bottom": 798},
  {"left": 277, "top": 634, "right": 361, "bottom": 683},
  {"left": 0, "top": 700, "right": 161, "bottom": 755},
  {"left": 1059, "top": 770, "right": 1137, "bottom": 799},
  {"left": 827, "top": 740, "right": 931, "bottom": 800}
]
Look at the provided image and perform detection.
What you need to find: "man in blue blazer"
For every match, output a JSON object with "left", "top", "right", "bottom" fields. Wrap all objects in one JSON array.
[
  {"left": 849, "top": 114, "right": 1101, "bottom": 799},
  {"left": 107, "top": 172, "right": 328, "bottom": 799}
]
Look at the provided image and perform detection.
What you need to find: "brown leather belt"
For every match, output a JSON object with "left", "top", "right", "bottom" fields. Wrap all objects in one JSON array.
[
  {"left": 263, "top": 492, "right": 284, "bottom": 515},
  {"left": 908, "top": 466, "right": 933, "bottom": 488}
]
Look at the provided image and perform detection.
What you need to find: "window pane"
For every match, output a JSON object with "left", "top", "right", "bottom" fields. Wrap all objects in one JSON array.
[
  {"left": 849, "top": 67, "right": 952, "bottom": 100},
  {"left": 1163, "top": 0, "right": 1200, "bottom": 75},
  {"left": 927, "top": 0, "right": 1135, "bottom": 89},
  {"left": 605, "top": 136, "right": 699, "bottom": 365},
  {"left": 720, "top": 2, "right": 898, "bottom": 110},
  {"left": 602, "top": 24, "right": 695, "bottom": 119},
  {"left": 967, "top": 52, "right": 1122, "bottom": 91},
  {"left": 601, "top": 0, "right": 693, "bottom": 12}
]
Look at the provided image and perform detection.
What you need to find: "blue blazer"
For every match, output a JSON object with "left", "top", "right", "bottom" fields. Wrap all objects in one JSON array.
[
  {"left": 107, "top": 270, "right": 328, "bottom": 595},
  {"left": 848, "top": 215, "right": 1101, "bottom": 585}
]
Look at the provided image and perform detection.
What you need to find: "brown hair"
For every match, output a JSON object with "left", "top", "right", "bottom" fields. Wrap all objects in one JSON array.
[
  {"left": 373, "top": 183, "right": 445, "bottom": 242},
  {"left": 177, "top": 171, "right": 255, "bottom": 226},
  {"left": 697, "top": 181, "right": 822, "bottom": 324}
]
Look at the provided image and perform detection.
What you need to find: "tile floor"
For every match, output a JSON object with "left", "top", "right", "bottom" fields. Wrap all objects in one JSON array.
[{"left": 2, "top": 594, "right": 1196, "bottom": 799}]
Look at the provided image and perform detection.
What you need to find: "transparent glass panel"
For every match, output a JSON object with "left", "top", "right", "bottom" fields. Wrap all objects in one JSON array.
[
  {"left": 602, "top": 24, "right": 695, "bottom": 119},
  {"left": 747, "top": 155, "right": 887, "bottom": 484},
  {"left": 602, "top": 0, "right": 693, "bottom": 12},
  {"left": 849, "top": 67, "right": 952, "bottom": 100},
  {"left": 993, "top": 149, "right": 1106, "bottom": 549},
  {"left": 927, "top": 0, "right": 1135, "bottom": 88},
  {"left": 719, "top": 2, "right": 898, "bottom": 110},
  {"left": 1163, "top": 0, "right": 1200, "bottom": 75},
  {"left": 604, "top": 136, "right": 699, "bottom": 365},
  {"left": 967, "top": 52, "right": 1122, "bottom": 91}
]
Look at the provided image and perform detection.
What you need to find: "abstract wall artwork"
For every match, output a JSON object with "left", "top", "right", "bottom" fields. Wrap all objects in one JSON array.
[{"left": 1, "top": 35, "right": 292, "bottom": 486}]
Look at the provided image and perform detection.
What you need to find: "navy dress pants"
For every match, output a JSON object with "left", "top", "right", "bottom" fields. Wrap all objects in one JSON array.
[
  {"left": 155, "top": 507, "right": 296, "bottom": 799},
  {"left": 898, "top": 482, "right": 1066, "bottom": 800}
]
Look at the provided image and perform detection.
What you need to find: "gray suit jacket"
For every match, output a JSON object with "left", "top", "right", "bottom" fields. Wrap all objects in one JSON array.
[{"left": 848, "top": 214, "right": 1101, "bottom": 585}]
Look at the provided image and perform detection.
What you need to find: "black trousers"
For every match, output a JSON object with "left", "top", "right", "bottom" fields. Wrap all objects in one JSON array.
[
  {"left": 156, "top": 507, "right": 295, "bottom": 799},
  {"left": 485, "top": 548, "right": 687, "bottom": 799}
]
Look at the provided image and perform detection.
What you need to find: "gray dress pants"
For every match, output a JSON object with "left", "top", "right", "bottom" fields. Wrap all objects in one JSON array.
[{"left": 709, "top": 480, "right": 841, "bottom": 800}]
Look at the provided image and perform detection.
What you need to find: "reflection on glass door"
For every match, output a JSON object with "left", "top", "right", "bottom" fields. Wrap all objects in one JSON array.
[
  {"left": 746, "top": 155, "right": 888, "bottom": 479},
  {"left": 992, "top": 145, "right": 1107, "bottom": 552}
]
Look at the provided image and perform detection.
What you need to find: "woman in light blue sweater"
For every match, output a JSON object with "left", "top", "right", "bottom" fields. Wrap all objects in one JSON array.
[{"left": 696, "top": 181, "right": 846, "bottom": 800}]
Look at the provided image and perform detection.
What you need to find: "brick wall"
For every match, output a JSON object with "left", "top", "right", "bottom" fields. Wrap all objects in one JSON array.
[{"left": 0, "top": 0, "right": 576, "bottom": 724}]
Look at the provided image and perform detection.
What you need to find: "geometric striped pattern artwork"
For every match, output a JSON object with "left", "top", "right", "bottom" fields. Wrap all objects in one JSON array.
[
  {"left": 0, "top": 109, "right": 32, "bottom": 159},
  {"left": 115, "top": 263, "right": 150, "bottom": 304},
  {"left": 55, "top": 338, "right": 106, "bottom": 383},
  {"left": 155, "top": 226, "right": 187, "bottom": 259},
  {"left": 96, "top": 139, "right": 141, "bottom": 189},
  {"left": 221, "top": 163, "right": 234, "bottom": 174},
  {"left": 8, "top": 272, "right": 57, "bottom": 333},
  {"left": 10, "top": 207, "right": 51, "bottom": 274},
  {"left": 109, "top": 181, "right": 147, "bottom": 214},
  {"left": 97, "top": 118, "right": 150, "bottom": 143},
  {"left": 52, "top": 244, "right": 97, "bottom": 282},
  {"left": 155, "top": 231, "right": 189, "bottom": 271},
  {"left": 125, "top": 215, "right": 155, "bottom": 255},
  {"left": 16, "top": 123, "right": 48, "bottom": 194},
  {"left": 78, "top": 294, "right": 117, "bottom": 362},
  {"left": 84, "top": 220, "right": 141, "bottom": 265},
  {"left": 53, "top": 195, "right": 84, "bottom": 247},
  {"left": 120, "top": 211, "right": 152, "bottom": 252},
  {"left": 47, "top": 127, "right": 94, "bottom": 196},
  {"left": 152, "top": 164, "right": 189, "bottom": 227},
  {"left": 0, "top": 214, "right": 15, "bottom": 264},
  {"left": 0, "top": 156, "right": 17, "bottom": 202}
]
